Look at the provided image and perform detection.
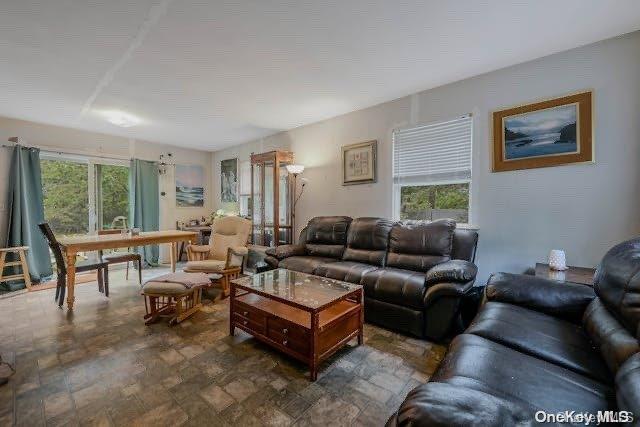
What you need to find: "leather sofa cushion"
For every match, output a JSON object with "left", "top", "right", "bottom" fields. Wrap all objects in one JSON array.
[
  {"left": 304, "top": 216, "right": 352, "bottom": 258},
  {"left": 279, "top": 256, "right": 338, "bottom": 274},
  {"left": 305, "top": 244, "right": 345, "bottom": 259},
  {"left": 593, "top": 237, "right": 640, "bottom": 335},
  {"left": 361, "top": 268, "right": 426, "bottom": 310},
  {"left": 314, "top": 261, "right": 378, "bottom": 284},
  {"left": 615, "top": 352, "right": 640, "bottom": 419},
  {"left": 390, "top": 382, "right": 536, "bottom": 427},
  {"left": 342, "top": 217, "right": 394, "bottom": 266},
  {"left": 451, "top": 228, "right": 479, "bottom": 262},
  {"left": 467, "top": 301, "right": 610, "bottom": 383},
  {"left": 432, "top": 334, "right": 615, "bottom": 414},
  {"left": 386, "top": 219, "right": 455, "bottom": 272},
  {"left": 583, "top": 298, "right": 640, "bottom": 374}
]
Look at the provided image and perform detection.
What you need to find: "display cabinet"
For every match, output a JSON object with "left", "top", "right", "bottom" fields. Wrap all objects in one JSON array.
[{"left": 250, "top": 150, "right": 294, "bottom": 247}]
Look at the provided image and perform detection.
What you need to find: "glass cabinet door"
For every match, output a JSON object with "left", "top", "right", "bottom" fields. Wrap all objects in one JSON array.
[
  {"left": 251, "top": 163, "right": 264, "bottom": 245},
  {"left": 278, "top": 164, "right": 291, "bottom": 244},
  {"left": 250, "top": 151, "right": 294, "bottom": 247}
]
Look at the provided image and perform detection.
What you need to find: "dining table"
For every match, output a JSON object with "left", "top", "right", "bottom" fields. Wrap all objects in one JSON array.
[{"left": 57, "top": 230, "right": 198, "bottom": 310}]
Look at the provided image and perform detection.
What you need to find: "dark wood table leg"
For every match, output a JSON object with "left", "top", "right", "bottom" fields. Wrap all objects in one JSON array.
[
  {"left": 310, "top": 311, "right": 319, "bottom": 381},
  {"left": 358, "top": 288, "right": 364, "bottom": 345},
  {"left": 229, "top": 282, "right": 235, "bottom": 336}
]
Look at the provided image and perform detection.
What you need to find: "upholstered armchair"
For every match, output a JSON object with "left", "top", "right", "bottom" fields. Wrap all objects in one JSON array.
[{"left": 184, "top": 216, "right": 252, "bottom": 297}]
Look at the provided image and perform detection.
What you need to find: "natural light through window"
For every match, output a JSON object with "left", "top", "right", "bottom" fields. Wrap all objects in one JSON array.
[{"left": 393, "top": 115, "right": 472, "bottom": 223}]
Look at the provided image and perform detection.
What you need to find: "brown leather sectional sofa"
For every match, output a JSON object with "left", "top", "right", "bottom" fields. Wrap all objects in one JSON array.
[
  {"left": 388, "top": 237, "right": 640, "bottom": 425},
  {"left": 265, "top": 216, "right": 479, "bottom": 341}
]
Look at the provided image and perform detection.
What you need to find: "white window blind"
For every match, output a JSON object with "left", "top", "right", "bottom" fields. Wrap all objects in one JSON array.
[{"left": 393, "top": 115, "right": 472, "bottom": 185}]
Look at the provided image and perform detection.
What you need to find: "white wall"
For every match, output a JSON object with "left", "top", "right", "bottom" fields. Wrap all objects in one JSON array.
[
  {"left": 212, "top": 31, "right": 640, "bottom": 284},
  {"left": 0, "top": 117, "right": 213, "bottom": 262}
]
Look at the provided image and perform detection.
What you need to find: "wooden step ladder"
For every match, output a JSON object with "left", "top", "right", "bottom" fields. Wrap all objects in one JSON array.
[{"left": 0, "top": 246, "right": 32, "bottom": 290}]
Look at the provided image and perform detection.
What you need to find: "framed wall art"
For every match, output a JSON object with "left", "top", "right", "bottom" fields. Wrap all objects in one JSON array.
[
  {"left": 176, "top": 164, "right": 205, "bottom": 207},
  {"left": 220, "top": 158, "right": 238, "bottom": 203},
  {"left": 492, "top": 91, "right": 593, "bottom": 172},
  {"left": 342, "top": 140, "right": 377, "bottom": 185}
]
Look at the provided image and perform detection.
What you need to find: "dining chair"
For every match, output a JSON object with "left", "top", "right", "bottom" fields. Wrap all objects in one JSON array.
[
  {"left": 38, "top": 223, "right": 109, "bottom": 307},
  {"left": 184, "top": 216, "right": 251, "bottom": 297},
  {"left": 97, "top": 229, "right": 143, "bottom": 284}
]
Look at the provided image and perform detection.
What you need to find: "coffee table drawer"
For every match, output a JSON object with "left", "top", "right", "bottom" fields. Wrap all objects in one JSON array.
[
  {"left": 268, "top": 327, "right": 310, "bottom": 355},
  {"left": 268, "top": 317, "right": 309, "bottom": 342},
  {"left": 234, "top": 301, "right": 267, "bottom": 325},
  {"left": 233, "top": 313, "right": 265, "bottom": 334}
]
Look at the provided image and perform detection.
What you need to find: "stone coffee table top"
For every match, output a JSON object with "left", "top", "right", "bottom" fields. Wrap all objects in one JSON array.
[{"left": 232, "top": 268, "right": 361, "bottom": 311}]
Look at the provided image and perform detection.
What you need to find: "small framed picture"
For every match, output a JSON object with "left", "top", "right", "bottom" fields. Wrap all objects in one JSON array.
[
  {"left": 220, "top": 158, "right": 238, "bottom": 203},
  {"left": 342, "top": 140, "right": 377, "bottom": 185},
  {"left": 492, "top": 91, "right": 593, "bottom": 172}
]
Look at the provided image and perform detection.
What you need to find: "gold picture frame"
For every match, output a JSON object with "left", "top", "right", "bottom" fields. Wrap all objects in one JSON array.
[
  {"left": 342, "top": 140, "right": 377, "bottom": 185},
  {"left": 492, "top": 91, "right": 593, "bottom": 172}
]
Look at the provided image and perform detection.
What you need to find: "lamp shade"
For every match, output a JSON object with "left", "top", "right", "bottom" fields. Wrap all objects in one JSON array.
[{"left": 286, "top": 164, "right": 305, "bottom": 175}]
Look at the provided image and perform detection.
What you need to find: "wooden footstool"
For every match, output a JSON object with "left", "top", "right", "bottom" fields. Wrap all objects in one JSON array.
[{"left": 142, "top": 272, "right": 211, "bottom": 325}]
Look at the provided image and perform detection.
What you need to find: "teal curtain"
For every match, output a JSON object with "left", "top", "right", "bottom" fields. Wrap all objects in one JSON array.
[
  {"left": 3, "top": 146, "right": 53, "bottom": 290},
  {"left": 129, "top": 159, "right": 160, "bottom": 266}
]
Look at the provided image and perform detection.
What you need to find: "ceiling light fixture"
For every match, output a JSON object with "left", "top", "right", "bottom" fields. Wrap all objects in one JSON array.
[{"left": 103, "top": 110, "right": 141, "bottom": 128}]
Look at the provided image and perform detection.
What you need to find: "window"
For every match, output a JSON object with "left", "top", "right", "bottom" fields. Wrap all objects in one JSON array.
[
  {"left": 40, "top": 153, "right": 130, "bottom": 236},
  {"left": 393, "top": 115, "right": 472, "bottom": 223},
  {"left": 97, "top": 164, "right": 129, "bottom": 229},
  {"left": 41, "top": 158, "right": 89, "bottom": 237}
]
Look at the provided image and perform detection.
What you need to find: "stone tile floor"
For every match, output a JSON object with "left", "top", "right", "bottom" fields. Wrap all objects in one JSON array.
[{"left": 0, "top": 267, "right": 446, "bottom": 426}]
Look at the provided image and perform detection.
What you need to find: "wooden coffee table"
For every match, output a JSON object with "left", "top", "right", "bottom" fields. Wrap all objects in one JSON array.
[{"left": 230, "top": 269, "right": 364, "bottom": 381}]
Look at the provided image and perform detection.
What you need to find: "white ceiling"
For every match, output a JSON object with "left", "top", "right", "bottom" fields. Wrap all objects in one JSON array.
[{"left": 1, "top": 1, "right": 639, "bottom": 151}]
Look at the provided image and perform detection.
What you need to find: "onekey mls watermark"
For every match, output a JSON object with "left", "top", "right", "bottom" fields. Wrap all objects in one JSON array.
[{"left": 535, "top": 411, "right": 634, "bottom": 425}]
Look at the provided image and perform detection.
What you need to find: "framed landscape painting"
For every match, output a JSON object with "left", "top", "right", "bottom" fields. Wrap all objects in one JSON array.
[
  {"left": 176, "top": 164, "right": 205, "bottom": 207},
  {"left": 220, "top": 158, "right": 238, "bottom": 203},
  {"left": 342, "top": 140, "right": 377, "bottom": 185},
  {"left": 492, "top": 91, "right": 592, "bottom": 172}
]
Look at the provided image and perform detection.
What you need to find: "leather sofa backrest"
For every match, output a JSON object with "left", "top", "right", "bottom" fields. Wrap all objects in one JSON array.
[
  {"left": 387, "top": 219, "right": 456, "bottom": 272},
  {"left": 304, "top": 216, "right": 352, "bottom": 258},
  {"left": 451, "top": 228, "right": 479, "bottom": 262},
  {"left": 593, "top": 237, "right": 640, "bottom": 337},
  {"left": 342, "top": 217, "right": 394, "bottom": 266},
  {"left": 583, "top": 298, "right": 640, "bottom": 374}
]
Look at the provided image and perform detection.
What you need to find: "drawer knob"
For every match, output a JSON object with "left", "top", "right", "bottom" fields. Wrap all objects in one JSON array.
[
  {"left": 282, "top": 328, "right": 288, "bottom": 334},
  {"left": 243, "top": 320, "right": 248, "bottom": 325},
  {"left": 243, "top": 311, "right": 248, "bottom": 316},
  {"left": 282, "top": 339, "right": 288, "bottom": 346}
]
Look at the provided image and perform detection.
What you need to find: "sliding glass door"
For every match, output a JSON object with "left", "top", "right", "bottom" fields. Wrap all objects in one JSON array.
[
  {"left": 41, "top": 158, "right": 90, "bottom": 237},
  {"left": 96, "top": 164, "right": 129, "bottom": 229},
  {"left": 40, "top": 154, "right": 130, "bottom": 237}
]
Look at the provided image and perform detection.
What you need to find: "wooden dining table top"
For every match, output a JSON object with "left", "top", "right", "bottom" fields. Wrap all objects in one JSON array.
[{"left": 57, "top": 230, "right": 198, "bottom": 252}]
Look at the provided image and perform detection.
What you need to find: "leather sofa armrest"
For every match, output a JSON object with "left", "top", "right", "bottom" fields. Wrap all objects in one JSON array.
[
  {"left": 265, "top": 244, "right": 307, "bottom": 260},
  {"left": 423, "top": 280, "right": 475, "bottom": 308},
  {"left": 264, "top": 256, "right": 279, "bottom": 269},
  {"left": 387, "top": 382, "right": 535, "bottom": 426},
  {"left": 484, "top": 272, "right": 595, "bottom": 323},
  {"left": 425, "top": 260, "right": 477, "bottom": 286}
]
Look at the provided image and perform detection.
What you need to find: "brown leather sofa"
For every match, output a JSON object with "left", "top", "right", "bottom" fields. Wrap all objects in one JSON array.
[
  {"left": 388, "top": 237, "right": 640, "bottom": 426},
  {"left": 265, "top": 216, "right": 479, "bottom": 341}
]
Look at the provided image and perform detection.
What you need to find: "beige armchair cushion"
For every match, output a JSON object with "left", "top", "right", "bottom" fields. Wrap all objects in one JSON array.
[
  {"left": 208, "top": 216, "right": 252, "bottom": 261},
  {"left": 184, "top": 259, "right": 226, "bottom": 272}
]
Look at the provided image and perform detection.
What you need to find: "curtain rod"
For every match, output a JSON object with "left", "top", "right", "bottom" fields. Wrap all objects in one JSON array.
[{"left": 2, "top": 142, "right": 132, "bottom": 162}]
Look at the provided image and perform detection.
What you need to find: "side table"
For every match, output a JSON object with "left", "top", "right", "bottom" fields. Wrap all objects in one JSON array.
[{"left": 534, "top": 263, "right": 595, "bottom": 286}]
